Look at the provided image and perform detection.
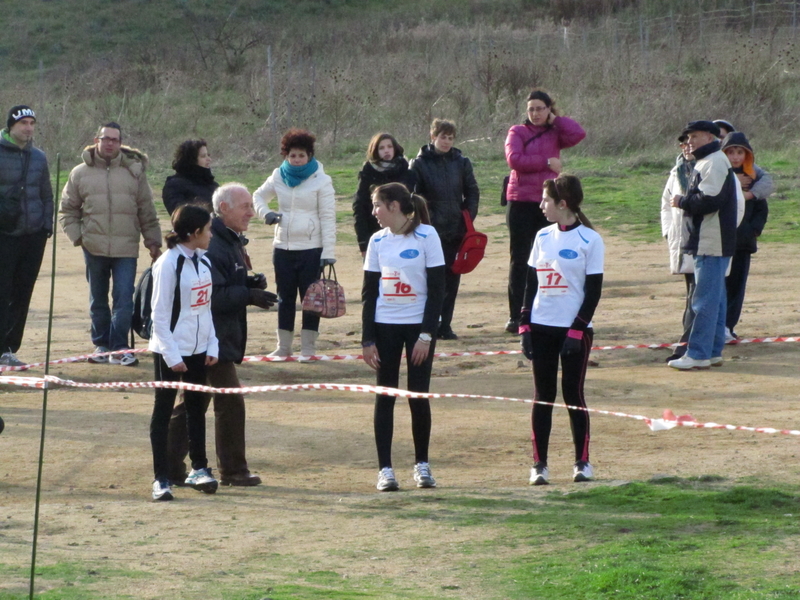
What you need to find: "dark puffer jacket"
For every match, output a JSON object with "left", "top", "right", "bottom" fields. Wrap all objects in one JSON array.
[
  {"left": 206, "top": 217, "right": 252, "bottom": 363},
  {"left": 352, "top": 158, "right": 414, "bottom": 252},
  {"left": 0, "top": 132, "right": 53, "bottom": 236},
  {"left": 162, "top": 165, "right": 218, "bottom": 215},
  {"left": 410, "top": 144, "right": 480, "bottom": 244}
]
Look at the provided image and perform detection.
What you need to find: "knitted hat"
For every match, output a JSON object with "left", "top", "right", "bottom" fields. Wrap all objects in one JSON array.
[
  {"left": 681, "top": 120, "right": 720, "bottom": 138},
  {"left": 7, "top": 105, "right": 36, "bottom": 130}
]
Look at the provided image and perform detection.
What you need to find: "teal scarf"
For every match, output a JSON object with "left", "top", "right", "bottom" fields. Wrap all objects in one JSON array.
[{"left": 280, "top": 157, "right": 319, "bottom": 188}]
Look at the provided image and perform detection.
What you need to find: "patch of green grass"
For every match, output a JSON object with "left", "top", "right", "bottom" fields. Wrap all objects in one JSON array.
[
  {"left": 485, "top": 482, "right": 800, "bottom": 599},
  {"left": 3, "top": 482, "right": 799, "bottom": 599},
  {"left": 0, "top": 561, "right": 145, "bottom": 600}
]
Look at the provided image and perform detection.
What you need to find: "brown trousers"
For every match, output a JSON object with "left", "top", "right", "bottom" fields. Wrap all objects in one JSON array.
[{"left": 166, "top": 361, "right": 251, "bottom": 480}]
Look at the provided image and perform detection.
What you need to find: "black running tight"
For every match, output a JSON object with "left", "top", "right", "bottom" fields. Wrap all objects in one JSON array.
[
  {"left": 373, "top": 322, "right": 436, "bottom": 469},
  {"left": 529, "top": 324, "right": 592, "bottom": 465}
]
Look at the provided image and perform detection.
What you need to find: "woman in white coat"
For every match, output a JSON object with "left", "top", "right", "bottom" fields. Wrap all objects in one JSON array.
[
  {"left": 254, "top": 129, "right": 336, "bottom": 358},
  {"left": 660, "top": 134, "right": 695, "bottom": 362}
]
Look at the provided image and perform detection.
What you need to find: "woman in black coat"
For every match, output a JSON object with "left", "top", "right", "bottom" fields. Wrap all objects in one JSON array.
[
  {"left": 162, "top": 139, "right": 219, "bottom": 216},
  {"left": 353, "top": 133, "right": 414, "bottom": 257}
]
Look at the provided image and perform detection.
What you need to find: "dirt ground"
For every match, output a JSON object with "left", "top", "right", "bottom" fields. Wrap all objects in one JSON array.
[{"left": 2, "top": 207, "right": 799, "bottom": 598}]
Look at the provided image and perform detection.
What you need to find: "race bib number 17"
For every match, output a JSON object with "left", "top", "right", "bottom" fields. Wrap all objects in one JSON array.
[{"left": 536, "top": 260, "right": 568, "bottom": 296}]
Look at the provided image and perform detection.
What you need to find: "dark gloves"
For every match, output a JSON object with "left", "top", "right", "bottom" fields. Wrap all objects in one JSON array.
[
  {"left": 320, "top": 258, "right": 336, "bottom": 267},
  {"left": 248, "top": 289, "right": 278, "bottom": 309},
  {"left": 265, "top": 212, "right": 282, "bottom": 225},
  {"left": 520, "top": 331, "right": 534, "bottom": 361},
  {"left": 560, "top": 329, "right": 583, "bottom": 358},
  {"left": 247, "top": 273, "right": 267, "bottom": 290}
]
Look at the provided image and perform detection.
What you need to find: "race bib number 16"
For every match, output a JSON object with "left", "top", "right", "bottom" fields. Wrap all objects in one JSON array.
[
  {"left": 381, "top": 267, "right": 416, "bottom": 304},
  {"left": 536, "top": 260, "right": 568, "bottom": 296}
]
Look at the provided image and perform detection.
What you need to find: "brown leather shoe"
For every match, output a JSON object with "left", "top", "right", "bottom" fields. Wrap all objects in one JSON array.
[{"left": 220, "top": 474, "right": 262, "bottom": 487}]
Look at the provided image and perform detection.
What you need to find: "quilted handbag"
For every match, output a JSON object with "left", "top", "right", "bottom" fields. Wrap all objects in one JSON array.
[{"left": 302, "top": 264, "right": 346, "bottom": 318}]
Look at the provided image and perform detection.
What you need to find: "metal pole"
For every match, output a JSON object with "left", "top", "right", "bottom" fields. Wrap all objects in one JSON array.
[
  {"left": 267, "top": 45, "right": 277, "bottom": 135},
  {"left": 29, "top": 153, "right": 61, "bottom": 599}
]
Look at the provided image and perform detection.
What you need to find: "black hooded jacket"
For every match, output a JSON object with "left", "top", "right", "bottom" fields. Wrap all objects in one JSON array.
[{"left": 410, "top": 144, "right": 480, "bottom": 244}]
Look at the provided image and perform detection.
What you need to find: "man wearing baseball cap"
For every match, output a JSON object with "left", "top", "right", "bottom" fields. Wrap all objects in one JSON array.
[
  {"left": 0, "top": 105, "right": 53, "bottom": 367},
  {"left": 668, "top": 120, "right": 740, "bottom": 370}
]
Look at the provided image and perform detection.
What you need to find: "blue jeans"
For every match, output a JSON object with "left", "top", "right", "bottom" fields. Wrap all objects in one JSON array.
[
  {"left": 688, "top": 255, "right": 730, "bottom": 360},
  {"left": 83, "top": 249, "right": 137, "bottom": 351}
]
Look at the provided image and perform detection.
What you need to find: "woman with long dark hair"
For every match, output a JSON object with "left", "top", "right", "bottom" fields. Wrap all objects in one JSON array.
[
  {"left": 162, "top": 139, "right": 218, "bottom": 215},
  {"left": 361, "top": 183, "right": 445, "bottom": 492},
  {"left": 148, "top": 204, "right": 219, "bottom": 501},
  {"left": 519, "top": 175, "right": 604, "bottom": 486},
  {"left": 353, "top": 133, "right": 414, "bottom": 257},
  {"left": 504, "top": 90, "right": 585, "bottom": 333}
]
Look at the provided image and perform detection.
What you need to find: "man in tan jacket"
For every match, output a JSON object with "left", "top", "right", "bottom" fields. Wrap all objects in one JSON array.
[{"left": 60, "top": 122, "right": 162, "bottom": 366}]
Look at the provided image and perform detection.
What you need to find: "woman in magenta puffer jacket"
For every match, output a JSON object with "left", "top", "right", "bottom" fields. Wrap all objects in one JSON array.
[{"left": 503, "top": 90, "right": 586, "bottom": 333}]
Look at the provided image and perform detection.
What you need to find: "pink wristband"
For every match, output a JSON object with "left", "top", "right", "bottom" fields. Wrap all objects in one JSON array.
[
  {"left": 518, "top": 324, "right": 531, "bottom": 334},
  {"left": 566, "top": 328, "right": 583, "bottom": 340}
]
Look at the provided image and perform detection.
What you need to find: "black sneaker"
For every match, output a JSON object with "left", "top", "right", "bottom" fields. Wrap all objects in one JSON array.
[
  {"left": 437, "top": 327, "right": 458, "bottom": 340},
  {"left": 505, "top": 318, "right": 519, "bottom": 334}
]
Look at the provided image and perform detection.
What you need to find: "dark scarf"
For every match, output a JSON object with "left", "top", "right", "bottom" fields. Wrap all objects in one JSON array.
[{"left": 177, "top": 164, "right": 216, "bottom": 186}]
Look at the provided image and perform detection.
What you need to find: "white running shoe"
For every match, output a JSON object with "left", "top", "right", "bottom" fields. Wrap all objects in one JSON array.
[
  {"left": 710, "top": 356, "right": 724, "bottom": 367},
  {"left": 152, "top": 479, "right": 174, "bottom": 501},
  {"left": 87, "top": 346, "right": 110, "bottom": 364},
  {"left": 185, "top": 468, "right": 218, "bottom": 494},
  {"left": 376, "top": 467, "right": 399, "bottom": 492},
  {"left": 413, "top": 462, "right": 437, "bottom": 488},
  {"left": 724, "top": 327, "right": 737, "bottom": 343},
  {"left": 109, "top": 351, "right": 139, "bottom": 367},
  {"left": 529, "top": 464, "right": 549, "bottom": 486},
  {"left": 573, "top": 461, "right": 594, "bottom": 483},
  {"left": 668, "top": 355, "right": 711, "bottom": 370},
  {"left": 0, "top": 352, "right": 26, "bottom": 367}
]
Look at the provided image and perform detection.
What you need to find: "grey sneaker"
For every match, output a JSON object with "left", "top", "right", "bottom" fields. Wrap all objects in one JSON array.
[
  {"left": 0, "top": 352, "right": 26, "bottom": 367},
  {"left": 109, "top": 351, "right": 139, "bottom": 367},
  {"left": 88, "top": 346, "right": 110, "bottom": 364},
  {"left": 185, "top": 468, "right": 218, "bottom": 494},
  {"left": 376, "top": 467, "right": 399, "bottom": 492},
  {"left": 413, "top": 462, "right": 437, "bottom": 488}
]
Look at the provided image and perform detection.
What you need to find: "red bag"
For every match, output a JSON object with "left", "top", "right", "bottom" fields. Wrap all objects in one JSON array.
[
  {"left": 451, "top": 210, "right": 487, "bottom": 275},
  {"left": 302, "top": 264, "right": 346, "bottom": 318}
]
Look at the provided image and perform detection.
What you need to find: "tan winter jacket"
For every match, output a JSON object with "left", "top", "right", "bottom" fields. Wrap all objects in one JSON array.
[{"left": 59, "top": 145, "right": 162, "bottom": 258}]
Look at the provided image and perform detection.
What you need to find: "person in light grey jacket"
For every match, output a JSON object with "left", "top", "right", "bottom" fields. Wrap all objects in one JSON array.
[{"left": 660, "top": 134, "right": 695, "bottom": 361}]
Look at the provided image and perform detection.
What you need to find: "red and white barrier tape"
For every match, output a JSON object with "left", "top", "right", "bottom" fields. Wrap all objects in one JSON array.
[
  {"left": 1, "top": 335, "right": 797, "bottom": 371},
  {"left": 1, "top": 375, "right": 798, "bottom": 437}
]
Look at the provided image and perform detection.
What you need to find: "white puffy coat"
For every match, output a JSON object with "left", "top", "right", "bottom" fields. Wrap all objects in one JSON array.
[
  {"left": 660, "top": 164, "right": 694, "bottom": 275},
  {"left": 253, "top": 163, "right": 336, "bottom": 259},
  {"left": 662, "top": 157, "right": 746, "bottom": 275}
]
